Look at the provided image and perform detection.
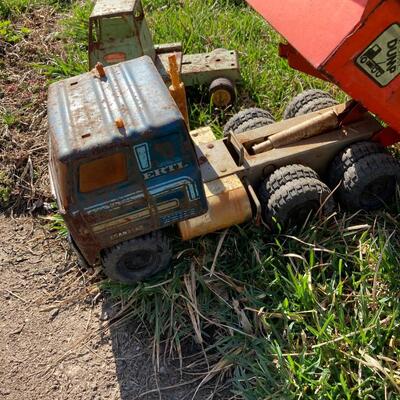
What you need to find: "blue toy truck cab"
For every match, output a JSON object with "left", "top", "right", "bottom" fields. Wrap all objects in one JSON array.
[{"left": 48, "top": 56, "right": 207, "bottom": 283}]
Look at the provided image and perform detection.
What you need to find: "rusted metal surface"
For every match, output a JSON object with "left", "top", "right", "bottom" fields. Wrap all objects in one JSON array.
[
  {"left": 89, "top": 0, "right": 241, "bottom": 96},
  {"left": 236, "top": 116, "right": 383, "bottom": 187},
  {"left": 48, "top": 56, "right": 183, "bottom": 161},
  {"left": 154, "top": 50, "right": 183, "bottom": 83},
  {"left": 91, "top": 0, "right": 140, "bottom": 18},
  {"left": 168, "top": 54, "right": 190, "bottom": 128},
  {"left": 252, "top": 110, "right": 339, "bottom": 154},
  {"left": 234, "top": 104, "right": 348, "bottom": 148},
  {"left": 155, "top": 43, "right": 182, "bottom": 54},
  {"left": 181, "top": 48, "right": 241, "bottom": 87},
  {"left": 89, "top": 0, "right": 155, "bottom": 69},
  {"left": 178, "top": 175, "right": 252, "bottom": 241},
  {"left": 190, "top": 127, "right": 216, "bottom": 145},
  {"left": 194, "top": 140, "right": 244, "bottom": 183},
  {"left": 48, "top": 57, "right": 207, "bottom": 265}
]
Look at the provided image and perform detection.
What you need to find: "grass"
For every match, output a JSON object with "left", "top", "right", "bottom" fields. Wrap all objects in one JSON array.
[
  {"left": 0, "top": 0, "right": 71, "bottom": 19},
  {"left": 103, "top": 210, "right": 400, "bottom": 399},
  {"left": 0, "top": 20, "right": 30, "bottom": 44},
  {"left": 31, "top": 0, "right": 400, "bottom": 398}
]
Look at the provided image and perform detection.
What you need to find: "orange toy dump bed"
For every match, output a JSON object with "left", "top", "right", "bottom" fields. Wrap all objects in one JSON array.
[{"left": 247, "top": 0, "right": 400, "bottom": 133}]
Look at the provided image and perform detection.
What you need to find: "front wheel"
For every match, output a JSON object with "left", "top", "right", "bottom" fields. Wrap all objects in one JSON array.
[
  {"left": 101, "top": 231, "right": 172, "bottom": 284},
  {"left": 209, "top": 77, "right": 236, "bottom": 108}
]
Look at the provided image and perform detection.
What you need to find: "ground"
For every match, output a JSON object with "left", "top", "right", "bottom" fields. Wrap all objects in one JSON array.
[{"left": 0, "top": 216, "right": 223, "bottom": 399}]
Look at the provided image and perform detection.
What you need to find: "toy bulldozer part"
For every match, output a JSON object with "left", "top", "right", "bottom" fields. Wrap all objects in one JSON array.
[{"left": 88, "top": 0, "right": 241, "bottom": 108}]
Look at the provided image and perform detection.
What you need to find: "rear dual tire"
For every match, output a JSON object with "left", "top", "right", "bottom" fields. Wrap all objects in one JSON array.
[
  {"left": 259, "top": 165, "right": 335, "bottom": 230},
  {"left": 327, "top": 142, "right": 400, "bottom": 211}
]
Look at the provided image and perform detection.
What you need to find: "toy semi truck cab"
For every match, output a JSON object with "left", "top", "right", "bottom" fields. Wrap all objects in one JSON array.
[
  {"left": 89, "top": 0, "right": 155, "bottom": 69},
  {"left": 48, "top": 56, "right": 207, "bottom": 283},
  {"left": 88, "top": 0, "right": 241, "bottom": 108}
]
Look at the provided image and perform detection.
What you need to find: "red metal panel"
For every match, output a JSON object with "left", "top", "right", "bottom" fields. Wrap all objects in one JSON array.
[
  {"left": 324, "top": 0, "right": 400, "bottom": 132},
  {"left": 246, "top": 0, "right": 368, "bottom": 67}
]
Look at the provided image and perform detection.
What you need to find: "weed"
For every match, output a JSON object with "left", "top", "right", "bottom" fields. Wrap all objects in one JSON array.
[
  {"left": 45, "top": 212, "right": 68, "bottom": 238},
  {"left": 0, "top": 0, "right": 71, "bottom": 19},
  {"left": 0, "top": 20, "right": 30, "bottom": 44},
  {"left": 1, "top": 111, "right": 18, "bottom": 127},
  {"left": 0, "top": 171, "right": 12, "bottom": 208}
]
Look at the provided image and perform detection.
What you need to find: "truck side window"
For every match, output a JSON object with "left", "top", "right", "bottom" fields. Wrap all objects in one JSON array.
[{"left": 79, "top": 152, "right": 128, "bottom": 193}]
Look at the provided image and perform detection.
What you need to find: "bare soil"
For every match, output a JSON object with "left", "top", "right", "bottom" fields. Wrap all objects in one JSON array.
[
  {"left": 0, "top": 216, "right": 219, "bottom": 399},
  {"left": 0, "top": 7, "right": 226, "bottom": 400}
]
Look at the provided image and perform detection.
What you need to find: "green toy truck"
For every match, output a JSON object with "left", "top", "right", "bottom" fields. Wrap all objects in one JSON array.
[{"left": 88, "top": 0, "right": 241, "bottom": 108}]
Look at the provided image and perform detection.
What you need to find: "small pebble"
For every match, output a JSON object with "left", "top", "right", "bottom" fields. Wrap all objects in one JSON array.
[{"left": 49, "top": 308, "right": 59, "bottom": 320}]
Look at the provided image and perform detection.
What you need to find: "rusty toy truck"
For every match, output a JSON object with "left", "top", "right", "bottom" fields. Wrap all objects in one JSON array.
[
  {"left": 88, "top": 0, "right": 241, "bottom": 108},
  {"left": 48, "top": 0, "right": 400, "bottom": 283}
]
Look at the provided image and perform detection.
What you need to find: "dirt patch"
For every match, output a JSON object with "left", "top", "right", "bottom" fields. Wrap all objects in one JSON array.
[{"left": 0, "top": 216, "right": 214, "bottom": 399}]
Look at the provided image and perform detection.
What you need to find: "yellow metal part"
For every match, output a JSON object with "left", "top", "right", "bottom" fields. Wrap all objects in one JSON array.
[
  {"left": 211, "top": 88, "right": 232, "bottom": 108},
  {"left": 168, "top": 54, "right": 190, "bottom": 129},
  {"left": 190, "top": 126, "right": 216, "bottom": 145},
  {"left": 178, "top": 175, "right": 252, "bottom": 241}
]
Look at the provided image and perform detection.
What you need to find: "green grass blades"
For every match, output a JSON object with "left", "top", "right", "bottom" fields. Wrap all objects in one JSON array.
[
  {"left": 0, "top": 0, "right": 70, "bottom": 19},
  {"left": 102, "top": 211, "right": 400, "bottom": 399},
  {"left": 0, "top": 20, "right": 30, "bottom": 44},
  {"left": 45, "top": 212, "right": 68, "bottom": 238}
]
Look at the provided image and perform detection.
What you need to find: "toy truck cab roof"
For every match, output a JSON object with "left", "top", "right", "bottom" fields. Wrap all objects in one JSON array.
[
  {"left": 48, "top": 57, "right": 182, "bottom": 163},
  {"left": 88, "top": 0, "right": 155, "bottom": 69},
  {"left": 90, "top": 0, "right": 141, "bottom": 17},
  {"left": 48, "top": 56, "right": 207, "bottom": 265}
]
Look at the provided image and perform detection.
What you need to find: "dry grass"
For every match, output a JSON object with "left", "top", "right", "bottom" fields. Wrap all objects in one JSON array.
[{"left": 0, "top": 6, "right": 65, "bottom": 213}]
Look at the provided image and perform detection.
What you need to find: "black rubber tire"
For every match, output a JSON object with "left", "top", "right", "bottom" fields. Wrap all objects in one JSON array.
[
  {"left": 337, "top": 152, "right": 400, "bottom": 211},
  {"left": 101, "top": 231, "right": 172, "bottom": 284},
  {"left": 283, "top": 89, "right": 338, "bottom": 119},
  {"left": 223, "top": 108, "right": 274, "bottom": 136},
  {"left": 265, "top": 177, "right": 335, "bottom": 230},
  {"left": 209, "top": 78, "right": 236, "bottom": 108},
  {"left": 327, "top": 141, "right": 386, "bottom": 189},
  {"left": 258, "top": 164, "right": 319, "bottom": 205}
]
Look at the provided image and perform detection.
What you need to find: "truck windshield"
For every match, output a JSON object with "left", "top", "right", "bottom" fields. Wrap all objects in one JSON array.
[
  {"left": 79, "top": 152, "right": 128, "bottom": 193},
  {"left": 100, "top": 16, "right": 132, "bottom": 41}
]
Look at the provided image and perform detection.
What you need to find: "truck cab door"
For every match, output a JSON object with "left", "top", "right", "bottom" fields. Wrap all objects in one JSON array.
[{"left": 74, "top": 148, "right": 150, "bottom": 248}]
